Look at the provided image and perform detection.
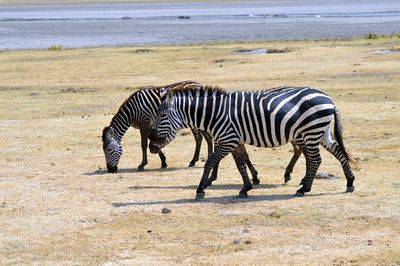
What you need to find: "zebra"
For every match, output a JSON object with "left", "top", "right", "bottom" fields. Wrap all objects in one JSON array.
[
  {"left": 147, "top": 84, "right": 305, "bottom": 185},
  {"left": 150, "top": 85, "right": 358, "bottom": 199},
  {"left": 102, "top": 81, "right": 214, "bottom": 173}
]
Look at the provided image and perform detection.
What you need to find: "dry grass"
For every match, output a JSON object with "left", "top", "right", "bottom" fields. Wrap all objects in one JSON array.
[{"left": 1, "top": 38, "right": 400, "bottom": 265}]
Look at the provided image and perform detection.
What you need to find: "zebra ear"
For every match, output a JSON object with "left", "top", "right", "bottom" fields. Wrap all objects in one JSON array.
[
  {"left": 160, "top": 87, "right": 168, "bottom": 98},
  {"left": 104, "top": 127, "right": 115, "bottom": 140},
  {"left": 166, "top": 89, "right": 174, "bottom": 104}
]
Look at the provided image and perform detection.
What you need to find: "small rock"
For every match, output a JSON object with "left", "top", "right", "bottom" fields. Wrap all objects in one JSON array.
[
  {"left": 162, "top": 207, "right": 172, "bottom": 214},
  {"left": 233, "top": 239, "right": 241, "bottom": 245},
  {"left": 147, "top": 230, "right": 152, "bottom": 233},
  {"left": 51, "top": 162, "right": 55, "bottom": 166},
  {"left": 242, "top": 229, "right": 250, "bottom": 234},
  {"left": 245, "top": 240, "right": 252, "bottom": 244},
  {"left": 269, "top": 210, "right": 281, "bottom": 218},
  {"left": 315, "top": 173, "right": 339, "bottom": 180}
]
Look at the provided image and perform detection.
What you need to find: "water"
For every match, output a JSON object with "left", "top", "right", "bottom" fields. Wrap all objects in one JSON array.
[{"left": 0, "top": 0, "right": 399, "bottom": 50}]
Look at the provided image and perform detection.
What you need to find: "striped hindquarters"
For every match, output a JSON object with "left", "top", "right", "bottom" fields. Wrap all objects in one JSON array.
[{"left": 229, "top": 87, "right": 335, "bottom": 147}]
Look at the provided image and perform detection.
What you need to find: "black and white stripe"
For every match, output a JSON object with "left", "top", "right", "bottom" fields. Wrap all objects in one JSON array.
[
  {"left": 102, "top": 81, "right": 213, "bottom": 173},
  {"left": 150, "top": 85, "right": 357, "bottom": 198}
]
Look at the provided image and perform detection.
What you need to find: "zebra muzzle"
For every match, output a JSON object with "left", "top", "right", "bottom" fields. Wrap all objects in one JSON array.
[
  {"left": 107, "top": 163, "right": 118, "bottom": 173},
  {"left": 149, "top": 142, "right": 161, "bottom": 153},
  {"left": 150, "top": 128, "right": 165, "bottom": 144}
]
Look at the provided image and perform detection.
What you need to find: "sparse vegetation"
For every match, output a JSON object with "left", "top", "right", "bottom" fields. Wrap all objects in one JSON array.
[
  {"left": 47, "top": 45, "right": 63, "bottom": 51},
  {"left": 1, "top": 38, "right": 399, "bottom": 264},
  {"left": 364, "top": 32, "right": 400, "bottom": 39}
]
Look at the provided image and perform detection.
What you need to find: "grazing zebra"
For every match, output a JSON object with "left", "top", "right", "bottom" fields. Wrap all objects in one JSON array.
[
  {"left": 102, "top": 81, "right": 213, "bottom": 173},
  {"left": 150, "top": 85, "right": 358, "bottom": 199}
]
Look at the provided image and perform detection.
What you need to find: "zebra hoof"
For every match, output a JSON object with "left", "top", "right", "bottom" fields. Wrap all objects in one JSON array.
[
  {"left": 188, "top": 162, "right": 195, "bottom": 167},
  {"left": 206, "top": 180, "right": 213, "bottom": 186},
  {"left": 137, "top": 165, "right": 145, "bottom": 171},
  {"left": 294, "top": 191, "right": 304, "bottom": 197},
  {"left": 346, "top": 186, "right": 355, "bottom": 193},
  {"left": 195, "top": 192, "right": 205, "bottom": 201},
  {"left": 252, "top": 179, "right": 260, "bottom": 185},
  {"left": 161, "top": 163, "right": 168, "bottom": 169},
  {"left": 238, "top": 191, "right": 248, "bottom": 198}
]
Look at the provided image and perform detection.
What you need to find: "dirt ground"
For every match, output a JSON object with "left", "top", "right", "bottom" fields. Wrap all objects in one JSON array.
[{"left": 0, "top": 38, "right": 399, "bottom": 265}]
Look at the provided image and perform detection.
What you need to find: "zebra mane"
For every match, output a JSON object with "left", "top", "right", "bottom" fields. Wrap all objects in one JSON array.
[
  {"left": 172, "top": 84, "right": 227, "bottom": 96},
  {"left": 256, "top": 86, "right": 297, "bottom": 93},
  {"left": 109, "top": 81, "right": 201, "bottom": 127}
]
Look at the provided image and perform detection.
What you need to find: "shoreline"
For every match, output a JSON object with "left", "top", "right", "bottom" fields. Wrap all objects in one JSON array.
[
  {"left": 1, "top": 0, "right": 399, "bottom": 50},
  {"left": 0, "top": 0, "right": 243, "bottom": 6},
  {"left": 1, "top": 35, "right": 399, "bottom": 52}
]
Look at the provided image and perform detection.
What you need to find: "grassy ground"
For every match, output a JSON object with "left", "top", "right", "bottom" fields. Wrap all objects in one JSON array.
[{"left": 0, "top": 38, "right": 399, "bottom": 265}]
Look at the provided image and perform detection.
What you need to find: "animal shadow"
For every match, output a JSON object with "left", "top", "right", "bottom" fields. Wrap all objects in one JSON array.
[
  {"left": 84, "top": 166, "right": 191, "bottom": 176},
  {"left": 112, "top": 191, "right": 346, "bottom": 207}
]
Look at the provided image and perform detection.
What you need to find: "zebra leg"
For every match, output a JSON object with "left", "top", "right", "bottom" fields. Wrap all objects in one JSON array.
[
  {"left": 296, "top": 146, "right": 322, "bottom": 196},
  {"left": 202, "top": 130, "right": 214, "bottom": 158},
  {"left": 206, "top": 161, "right": 219, "bottom": 186},
  {"left": 284, "top": 143, "right": 303, "bottom": 183},
  {"left": 188, "top": 128, "right": 203, "bottom": 167},
  {"left": 195, "top": 145, "right": 232, "bottom": 200},
  {"left": 138, "top": 127, "right": 149, "bottom": 171},
  {"left": 321, "top": 140, "right": 356, "bottom": 193},
  {"left": 238, "top": 144, "right": 260, "bottom": 185},
  {"left": 232, "top": 148, "right": 253, "bottom": 198},
  {"left": 158, "top": 150, "right": 168, "bottom": 169}
]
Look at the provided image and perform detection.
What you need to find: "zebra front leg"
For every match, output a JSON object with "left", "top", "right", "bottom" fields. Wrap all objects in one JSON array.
[
  {"left": 296, "top": 146, "right": 322, "bottom": 196},
  {"left": 284, "top": 143, "right": 303, "bottom": 183},
  {"left": 238, "top": 144, "right": 260, "bottom": 185},
  {"left": 195, "top": 146, "right": 231, "bottom": 200},
  {"left": 188, "top": 128, "right": 203, "bottom": 167},
  {"left": 202, "top": 130, "right": 214, "bottom": 158},
  {"left": 138, "top": 127, "right": 149, "bottom": 171},
  {"left": 206, "top": 161, "right": 220, "bottom": 186},
  {"left": 158, "top": 150, "right": 168, "bottom": 169},
  {"left": 232, "top": 148, "right": 253, "bottom": 198}
]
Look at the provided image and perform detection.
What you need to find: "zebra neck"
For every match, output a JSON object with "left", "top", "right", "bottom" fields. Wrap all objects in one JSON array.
[
  {"left": 176, "top": 93, "right": 228, "bottom": 133},
  {"left": 110, "top": 112, "right": 131, "bottom": 142}
]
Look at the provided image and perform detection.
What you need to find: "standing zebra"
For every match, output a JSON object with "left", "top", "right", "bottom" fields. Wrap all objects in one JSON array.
[
  {"left": 150, "top": 85, "right": 357, "bottom": 199},
  {"left": 102, "top": 81, "right": 213, "bottom": 173}
]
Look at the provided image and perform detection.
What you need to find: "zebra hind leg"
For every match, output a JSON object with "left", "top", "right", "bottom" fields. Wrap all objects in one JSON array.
[
  {"left": 321, "top": 141, "right": 355, "bottom": 193},
  {"left": 296, "top": 146, "right": 322, "bottom": 196},
  {"left": 232, "top": 147, "right": 253, "bottom": 198}
]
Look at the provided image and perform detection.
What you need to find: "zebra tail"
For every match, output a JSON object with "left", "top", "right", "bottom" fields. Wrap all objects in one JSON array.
[{"left": 333, "top": 107, "right": 360, "bottom": 169}]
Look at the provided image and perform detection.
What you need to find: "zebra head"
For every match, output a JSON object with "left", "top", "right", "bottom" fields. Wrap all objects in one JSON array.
[
  {"left": 102, "top": 126, "right": 123, "bottom": 173},
  {"left": 150, "top": 88, "right": 182, "bottom": 148}
]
